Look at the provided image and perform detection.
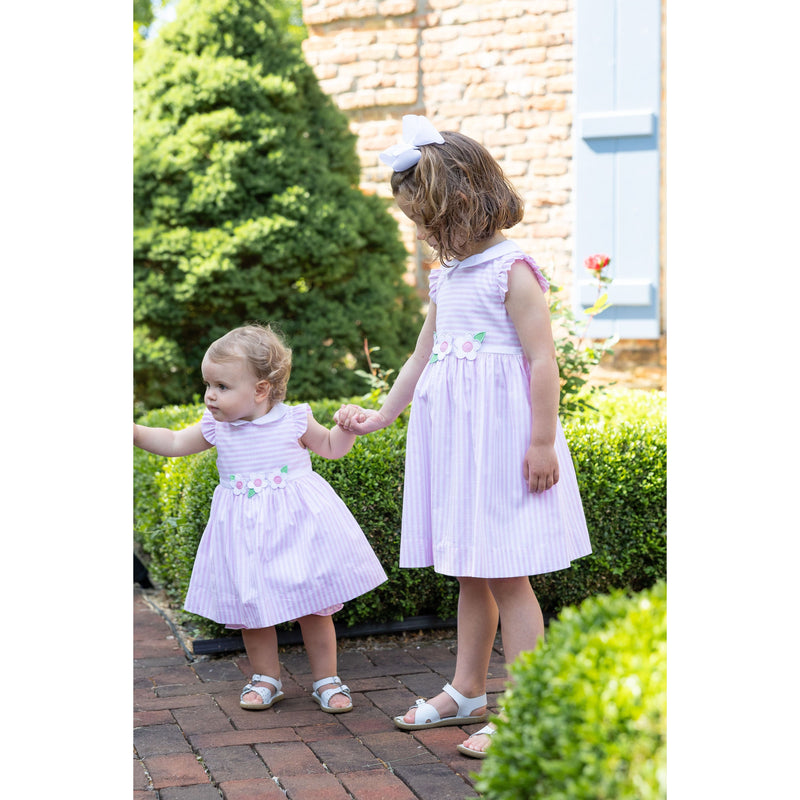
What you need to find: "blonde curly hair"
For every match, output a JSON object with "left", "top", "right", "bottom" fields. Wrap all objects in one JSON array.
[{"left": 205, "top": 324, "right": 292, "bottom": 402}]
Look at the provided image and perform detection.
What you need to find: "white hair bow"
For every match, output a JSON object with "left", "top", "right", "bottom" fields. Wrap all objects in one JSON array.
[{"left": 379, "top": 115, "right": 445, "bottom": 172}]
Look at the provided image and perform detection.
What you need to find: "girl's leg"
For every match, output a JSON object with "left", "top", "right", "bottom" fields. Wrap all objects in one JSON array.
[
  {"left": 240, "top": 626, "right": 281, "bottom": 704},
  {"left": 460, "top": 576, "right": 544, "bottom": 753},
  {"left": 297, "top": 613, "right": 351, "bottom": 709},
  {"left": 401, "top": 577, "right": 499, "bottom": 723}
]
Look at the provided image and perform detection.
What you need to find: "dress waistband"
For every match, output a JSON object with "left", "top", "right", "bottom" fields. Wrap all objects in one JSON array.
[
  {"left": 430, "top": 330, "right": 522, "bottom": 363},
  {"left": 220, "top": 465, "right": 312, "bottom": 497}
]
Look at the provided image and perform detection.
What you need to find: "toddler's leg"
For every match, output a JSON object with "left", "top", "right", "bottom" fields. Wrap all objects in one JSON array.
[
  {"left": 241, "top": 626, "right": 281, "bottom": 705},
  {"left": 460, "top": 576, "right": 545, "bottom": 754},
  {"left": 298, "top": 613, "right": 351, "bottom": 710},
  {"left": 399, "top": 576, "right": 497, "bottom": 725}
]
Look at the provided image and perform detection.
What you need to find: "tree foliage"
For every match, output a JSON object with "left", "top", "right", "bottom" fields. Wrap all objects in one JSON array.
[{"left": 134, "top": 0, "right": 421, "bottom": 408}]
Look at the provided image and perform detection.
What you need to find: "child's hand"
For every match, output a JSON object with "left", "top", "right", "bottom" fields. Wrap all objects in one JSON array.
[
  {"left": 523, "top": 444, "right": 560, "bottom": 493},
  {"left": 335, "top": 404, "right": 386, "bottom": 435}
]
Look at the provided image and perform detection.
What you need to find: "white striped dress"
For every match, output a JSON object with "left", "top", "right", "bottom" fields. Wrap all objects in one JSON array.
[
  {"left": 401, "top": 239, "right": 592, "bottom": 578},
  {"left": 183, "top": 403, "right": 387, "bottom": 629}
]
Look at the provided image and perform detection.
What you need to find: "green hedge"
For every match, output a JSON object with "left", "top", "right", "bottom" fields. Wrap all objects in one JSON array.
[
  {"left": 475, "top": 581, "right": 666, "bottom": 800},
  {"left": 134, "top": 389, "right": 665, "bottom": 638}
]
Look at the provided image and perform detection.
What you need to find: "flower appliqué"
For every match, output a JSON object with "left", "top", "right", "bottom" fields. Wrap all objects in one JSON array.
[
  {"left": 229, "top": 474, "right": 248, "bottom": 495},
  {"left": 429, "top": 331, "right": 456, "bottom": 364},
  {"left": 267, "top": 466, "right": 289, "bottom": 490},
  {"left": 454, "top": 332, "right": 485, "bottom": 360},
  {"left": 229, "top": 467, "right": 289, "bottom": 497}
]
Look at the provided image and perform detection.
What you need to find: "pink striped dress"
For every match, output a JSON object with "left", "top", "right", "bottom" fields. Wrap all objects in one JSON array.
[
  {"left": 183, "top": 403, "right": 387, "bottom": 629},
  {"left": 401, "top": 239, "right": 591, "bottom": 578}
]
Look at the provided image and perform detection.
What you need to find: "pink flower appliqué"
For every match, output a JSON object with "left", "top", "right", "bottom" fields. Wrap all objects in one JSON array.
[
  {"left": 229, "top": 474, "right": 248, "bottom": 495},
  {"left": 454, "top": 332, "right": 486, "bottom": 360},
  {"left": 267, "top": 466, "right": 289, "bottom": 490},
  {"left": 430, "top": 331, "right": 456, "bottom": 364}
]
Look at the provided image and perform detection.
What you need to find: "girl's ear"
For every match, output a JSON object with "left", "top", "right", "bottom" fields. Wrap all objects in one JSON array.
[{"left": 255, "top": 380, "right": 271, "bottom": 401}]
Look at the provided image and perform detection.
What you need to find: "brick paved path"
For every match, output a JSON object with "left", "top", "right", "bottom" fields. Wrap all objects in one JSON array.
[{"left": 134, "top": 588, "right": 508, "bottom": 799}]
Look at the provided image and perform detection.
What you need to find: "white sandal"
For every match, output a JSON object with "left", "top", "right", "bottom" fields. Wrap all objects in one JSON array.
[
  {"left": 456, "top": 723, "right": 496, "bottom": 759},
  {"left": 394, "top": 682, "right": 488, "bottom": 730},
  {"left": 311, "top": 676, "right": 353, "bottom": 714},
  {"left": 240, "top": 674, "right": 285, "bottom": 710}
]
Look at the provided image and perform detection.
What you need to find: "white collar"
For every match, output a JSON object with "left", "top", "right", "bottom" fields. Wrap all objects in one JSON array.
[
  {"left": 443, "top": 239, "right": 519, "bottom": 270},
  {"left": 229, "top": 402, "right": 289, "bottom": 427}
]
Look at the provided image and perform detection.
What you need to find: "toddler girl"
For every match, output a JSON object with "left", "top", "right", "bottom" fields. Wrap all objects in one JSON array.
[
  {"left": 337, "top": 116, "right": 592, "bottom": 755},
  {"left": 135, "top": 324, "right": 387, "bottom": 713}
]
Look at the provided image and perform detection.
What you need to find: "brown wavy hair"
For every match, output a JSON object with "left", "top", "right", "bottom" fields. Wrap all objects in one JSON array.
[
  {"left": 205, "top": 324, "right": 292, "bottom": 402},
  {"left": 390, "top": 130, "right": 524, "bottom": 264}
]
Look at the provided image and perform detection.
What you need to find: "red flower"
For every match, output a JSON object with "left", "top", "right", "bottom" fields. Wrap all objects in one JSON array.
[{"left": 584, "top": 254, "right": 611, "bottom": 272}]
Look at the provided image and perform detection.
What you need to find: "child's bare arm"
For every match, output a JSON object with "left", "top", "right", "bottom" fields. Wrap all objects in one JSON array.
[
  {"left": 300, "top": 413, "right": 356, "bottom": 459},
  {"left": 336, "top": 307, "right": 437, "bottom": 434},
  {"left": 505, "top": 260, "right": 560, "bottom": 493},
  {"left": 133, "top": 422, "right": 212, "bottom": 458}
]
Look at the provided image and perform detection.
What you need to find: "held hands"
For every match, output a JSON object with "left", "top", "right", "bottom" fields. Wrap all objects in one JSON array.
[
  {"left": 523, "top": 443, "right": 560, "bottom": 494},
  {"left": 334, "top": 404, "right": 387, "bottom": 435}
]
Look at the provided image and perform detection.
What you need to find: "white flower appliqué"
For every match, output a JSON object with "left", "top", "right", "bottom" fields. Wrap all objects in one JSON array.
[
  {"left": 429, "top": 331, "right": 456, "bottom": 364},
  {"left": 454, "top": 332, "right": 486, "bottom": 360},
  {"left": 268, "top": 466, "right": 289, "bottom": 490},
  {"left": 230, "top": 474, "right": 248, "bottom": 495}
]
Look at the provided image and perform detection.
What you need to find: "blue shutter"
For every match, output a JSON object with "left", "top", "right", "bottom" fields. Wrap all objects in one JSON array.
[{"left": 574, "top": 0, "right": 662, "bottom": 339}]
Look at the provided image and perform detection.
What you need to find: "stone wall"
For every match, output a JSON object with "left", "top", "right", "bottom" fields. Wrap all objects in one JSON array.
[{"left": 300, "top": 0, "right": 665, "bottom": 389}]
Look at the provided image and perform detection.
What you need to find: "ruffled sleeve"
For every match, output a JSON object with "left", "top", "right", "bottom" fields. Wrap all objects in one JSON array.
[
  {"left": 290, "top": 403, "right": 311, "bottom": 439},
  {"left": 200, "top": 409, "right": 217, "bottom": 446},
  {"left": 428, "top": 268, "right": 443, "bottom": 303},
  {"left": 496, "top": 253, "right": 549, "bottom": 301}
]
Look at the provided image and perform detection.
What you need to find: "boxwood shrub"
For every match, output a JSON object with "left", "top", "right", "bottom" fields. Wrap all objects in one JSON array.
[
  {"left": 475, "top": 581, "right": 666, "bottom": 800},
  {"left": 133, "top": 390, "right": 665, "bottom": 639}
]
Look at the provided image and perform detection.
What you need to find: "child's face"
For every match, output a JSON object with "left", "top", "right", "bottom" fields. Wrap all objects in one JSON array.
[
  {"left": 201, "top": 355, "right": 269, "bottom": 422},
  {"left": 397, "top": 194, "right": 437, "bottom": 251}
]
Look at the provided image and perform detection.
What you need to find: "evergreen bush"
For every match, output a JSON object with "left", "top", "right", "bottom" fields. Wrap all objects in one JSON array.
[
  {"left": 133, "top": 0, "right": 421, "bottom": 410},
  {"left": 134, "top": 390, "right": 665, "bottom": 639},
  {"left": 475, "top": 581, "right": 666, "bottom": 800}
]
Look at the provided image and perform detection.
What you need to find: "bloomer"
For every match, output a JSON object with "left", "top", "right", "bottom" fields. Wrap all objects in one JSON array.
[{"left": 430, "top": 330, "right": 523, "bottom": 363}]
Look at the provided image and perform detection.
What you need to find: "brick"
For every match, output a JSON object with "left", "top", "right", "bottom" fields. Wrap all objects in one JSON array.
[
  {"left": 254, "top": 741, "right": 326, "bottom": 777},
  {"left": 307, "top": 737, "right": 383, "bottom": 773},
  {"left": 160, "top": 785, "right": 222, "bottom": 800},
  {"left": 339, "top": 768, "right": 417, "bottom": 800},
  {"left": 338, "top": 703, "right": 395, "bottom": 736},
  {"left": 391, "top": 761, "right": 480, "bottom": 799},
  {"left": 193, "top": 659, "right": 245, "bottom": 683},
  {"left": 279, "top": 774, "right": 351, "bottom": 799},
  {"left": 396, "top": 671, "right": 445, "bottom": 699},
  {"left": 361, "top": 687, "right": 416, "bottom": 717},
  {"left": 292, "top": 721, "right": 353, "bottom": 743},
  {"left": 219, "top": 778, "right": 287, "bottom": 800},
  {"left": 134, "top": 708, "right": 174, "bottom": 727},
  {"left": 172, "top": 703, "right": 235, "bottom": 736},
  {"left": 133, "top": 757, "right": 151, "bottom": 791},
  {"left": 134, "top": 723, "right": 192, "bottom": 758},
  {"left": 143, "top": 753, "right": 209, "bottom": 789},
  {"left": 189, "top": 727, "right": 300, "bottom": 750},
  {"left": 200, "top": 745, "right": 271, "bottom": 783},
  {"left": 360, "top": 730, "right": 436, "bottom": 766}
]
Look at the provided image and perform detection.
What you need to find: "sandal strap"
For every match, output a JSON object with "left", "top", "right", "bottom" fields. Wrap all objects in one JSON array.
[
  {"left": 312, "top": 676, "right": 351, "bottom": 707},
  {"left": 408, "top": 698, "right": 440, "bottom": 724},
  {"left": 250, "top": 675, "right": 282, "bottom": 692},
  {"left": 442, "top": 682, "right": 487, "bottom": 716},
  {"left": 241, "top": 675, "right": 282, "bottom": 702},
  {"left": 472, "top": 724, "right": 496, "bottom": 737},
  {"left": 312, "top": 675, "right": 343, "bottom": 692}
]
